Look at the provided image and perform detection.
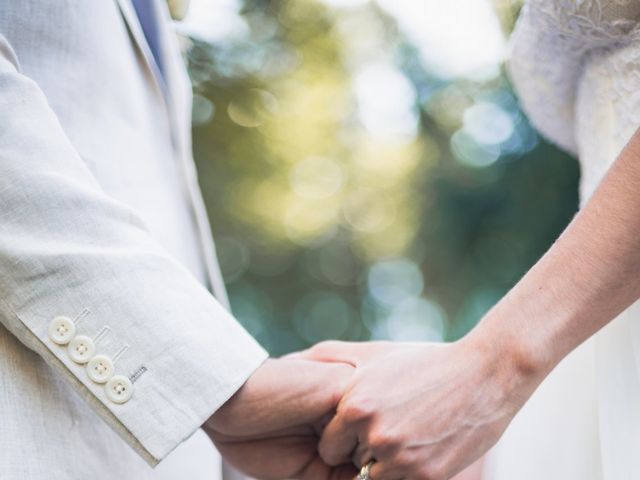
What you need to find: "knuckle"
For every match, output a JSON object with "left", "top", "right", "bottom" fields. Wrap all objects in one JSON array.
[
  {"left": 419, "top": 463, "right": 447, "bottom": 480},
  {"left": 341, "top": 398, "right": 375, "bottom": 424},
  {"left": 317, "top": 441, "right": 342, "bottom": 466},
  {"left": 392, "top": 451, "right": 414, "bottom": 468},
  {"left": 311, "top": 340, "right": 342, "bottom": 356},
  {"left": 367, "top": 426, "right": 399, "bottom": 452}
]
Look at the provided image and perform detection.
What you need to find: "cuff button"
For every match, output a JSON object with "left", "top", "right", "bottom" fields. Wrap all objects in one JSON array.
[
  {"left": 48, "top": 316, "right": 76, "bottom": 345},
  {"left": 87, "top": 354, "right": 115, "bottom": 384},
  {"left": 105, "top": 375, "right": 134, "bottom": 404},
  {"left": 67, "top": 335, "right": 95, "bottom": 364}
]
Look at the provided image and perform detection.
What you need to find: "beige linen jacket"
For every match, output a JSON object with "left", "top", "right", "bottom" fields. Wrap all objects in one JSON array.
[{"left": 0, "top": 1, "right": 267, "bottom": 478}]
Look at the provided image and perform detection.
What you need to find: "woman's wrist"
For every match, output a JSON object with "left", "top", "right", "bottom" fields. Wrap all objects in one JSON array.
[{"left": 463, "top": 303, "right": 559, "bottom": 407}]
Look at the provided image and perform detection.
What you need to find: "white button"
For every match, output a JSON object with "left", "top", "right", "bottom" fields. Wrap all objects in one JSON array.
[
  {"left": 86, "top": 354, "right": 115, "bottom": 384},
  {"left": 48, "top": 316, "right": 76, "bottom": 345},
  {"left": 105, "top": 375, "right": 134, "bottom": 404},
  {"left": 67, "top": 335, "right": 95, "bottom": 364}
]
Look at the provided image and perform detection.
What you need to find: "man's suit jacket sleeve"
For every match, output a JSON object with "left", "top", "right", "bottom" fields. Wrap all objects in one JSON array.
[{"left": 0, "top": 34, "right": 268, "bottom": 466}]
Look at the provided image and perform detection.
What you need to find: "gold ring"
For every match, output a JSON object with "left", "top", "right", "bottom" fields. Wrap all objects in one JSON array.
[{"left": 358, "top": 460, "right": 375, "bottom": 480}]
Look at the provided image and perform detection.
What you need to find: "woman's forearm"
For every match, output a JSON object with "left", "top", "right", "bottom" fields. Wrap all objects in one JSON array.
[
  {"left": 472, "top": 129, "right": 640, "bottom": 380},
  {"left": 294, "top": 130, "right": 640, "bottom": 480}
]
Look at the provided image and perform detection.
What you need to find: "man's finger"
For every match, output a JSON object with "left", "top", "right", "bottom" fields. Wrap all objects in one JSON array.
[
  {"left": 207, "top": 423, "right": 314, "bottom": 443},
  {"left": 318, "top": 409, "right": 360, "bottom": 466},
  {"left": 214, "top": 436, "right": 317, "bottom": 480},
  {"left": 331, "top": 463, "right": 360, "bottom": 480},
  {"left": 299, "top": 455, "right": 333, "bottom": 480},
  {"left": 299, "top": 457, "right": 359, "bottom": 480}
]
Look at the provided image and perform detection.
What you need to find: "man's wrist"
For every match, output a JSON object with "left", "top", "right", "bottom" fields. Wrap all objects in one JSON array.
[{"left": 203, "top": 358, "right": 272, "bottom": 437}]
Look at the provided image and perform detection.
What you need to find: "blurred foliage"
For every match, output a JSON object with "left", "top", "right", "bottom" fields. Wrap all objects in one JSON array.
[{"left": 187, "top": 0, "right": 579, "bottom": 355}]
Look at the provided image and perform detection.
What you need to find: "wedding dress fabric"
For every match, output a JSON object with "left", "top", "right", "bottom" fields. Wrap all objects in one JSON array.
[{"left": 485, "top": 1, "right": 640, "bottom": 478}]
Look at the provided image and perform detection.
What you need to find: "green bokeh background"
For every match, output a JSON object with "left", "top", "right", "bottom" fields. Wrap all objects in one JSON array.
[{"left": 187, "top": 0, "right": 579, "bottom": 355}]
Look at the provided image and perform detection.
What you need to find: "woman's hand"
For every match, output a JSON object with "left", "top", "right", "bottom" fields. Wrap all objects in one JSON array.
[
  {"left": 295, "top": 340, "right": 539, "bottom": 480},
  {"left": 290, "top": 128, "right": 640, "bottom": 479},
  {"left": 203, "top": 357, "right": 357, "bottom": 480}
]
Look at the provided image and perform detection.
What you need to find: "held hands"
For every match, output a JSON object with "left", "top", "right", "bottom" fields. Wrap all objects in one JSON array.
[
  {"left": 206, "top": 338, "right": 539, "bottom": 480},
  {"left": 295, "top": 340, "right": 540, "bottom": 480},
  {"left": 203, "top": 358, "right": 357, "bottom": 480}
]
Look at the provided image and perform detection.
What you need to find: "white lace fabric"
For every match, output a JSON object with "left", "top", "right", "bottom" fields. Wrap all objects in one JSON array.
[{"left": 509, "top": 0, "right": 640, "bottom": 155}]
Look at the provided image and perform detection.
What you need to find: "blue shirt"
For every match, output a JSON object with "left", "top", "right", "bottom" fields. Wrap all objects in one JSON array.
[{"left": 131, "top": 0, "right": 165, "bottom": 78}]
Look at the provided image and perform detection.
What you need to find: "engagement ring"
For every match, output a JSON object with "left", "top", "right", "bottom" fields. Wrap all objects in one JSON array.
[{"left": 359, "top": 460, "right": 375, "bottom": 480}]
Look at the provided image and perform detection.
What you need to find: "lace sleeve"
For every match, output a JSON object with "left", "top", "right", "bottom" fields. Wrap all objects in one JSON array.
[{"left": 508, "top": 0, "right": 640, "bottom": 155}]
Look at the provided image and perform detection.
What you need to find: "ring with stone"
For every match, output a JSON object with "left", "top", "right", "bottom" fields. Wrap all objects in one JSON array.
[{"left": 358, "top": 460, "right": 375, "bottom": 480}]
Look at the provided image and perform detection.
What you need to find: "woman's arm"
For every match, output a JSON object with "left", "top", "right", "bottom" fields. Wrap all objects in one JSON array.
[
  {"left": 475, "top": 128, "right": 640, "bottom": 378},
  {"left": 296, "top": 129, "right": 640, "bottom": 480}
]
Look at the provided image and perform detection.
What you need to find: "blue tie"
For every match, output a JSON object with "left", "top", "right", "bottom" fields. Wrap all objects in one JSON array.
[{"left": 131, "top": 0, "right": 165, "bottom": 78}]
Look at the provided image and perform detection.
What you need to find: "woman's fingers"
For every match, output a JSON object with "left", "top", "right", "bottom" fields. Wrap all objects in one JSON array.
[
  {"left": 369, "top": 460, "right": 407, "bottom": 480},
  {"left": 290, "top": 341, "right": 394, "bottom": 367},
  {"left": 352, "top": 443, "right": 372, "bottom": 468},
  {"left": 317, "top": 408, "right": 360, "bottom": 466}
]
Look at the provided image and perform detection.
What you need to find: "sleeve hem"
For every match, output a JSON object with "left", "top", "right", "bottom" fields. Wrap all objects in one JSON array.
[{"left": 153, "top": 351, "right": 269, "bottom": 466}]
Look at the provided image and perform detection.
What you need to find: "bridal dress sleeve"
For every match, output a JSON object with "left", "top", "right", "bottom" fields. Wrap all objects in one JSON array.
[
  {"left": 0, "top": 33, "right": 268, "bottom": 466},
  {"left": 508, "top": 0, "right": 640, "bottom": 156},
  {"left": 486, "top": 2, "right": 640, "bottom": 480}
]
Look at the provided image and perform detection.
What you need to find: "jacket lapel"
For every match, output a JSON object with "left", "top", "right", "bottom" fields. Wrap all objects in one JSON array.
[
  {"left": 114, "top": 0, "right": 231, "bottom": 308},
  {"left": 114, "top": 0, "right": 168, "bottom": 97},
  {"left": 151, "top": 4, "right": 233, "bottom": 309}
]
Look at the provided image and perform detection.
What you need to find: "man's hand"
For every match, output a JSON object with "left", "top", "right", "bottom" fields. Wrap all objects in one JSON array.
[
  {"left": 203, "top": 358, "right": 358, "bottom": 480},
  {"left": 295, "top": 340, "right": 541, "bottom": 480}
]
